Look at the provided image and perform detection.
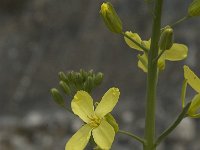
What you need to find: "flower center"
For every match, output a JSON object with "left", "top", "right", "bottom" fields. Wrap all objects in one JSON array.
[{"left": 88, "top": 114, "right": 101, "bottom": 128}]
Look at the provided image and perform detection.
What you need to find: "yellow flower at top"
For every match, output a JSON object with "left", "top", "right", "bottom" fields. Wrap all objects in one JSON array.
[
  {"left": 65, "top": 87, "right": 120, "bottom": 150},
  {"left": 183, "top": 65, "right": 200, "bottom": 118},
  {"left": 124, "top": 31, "right": 188, "bottom": 73}
]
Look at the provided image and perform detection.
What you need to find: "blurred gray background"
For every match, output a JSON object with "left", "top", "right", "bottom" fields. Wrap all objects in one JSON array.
[{"left": 0, "top": 0, "right": 200, "bottom": 149}]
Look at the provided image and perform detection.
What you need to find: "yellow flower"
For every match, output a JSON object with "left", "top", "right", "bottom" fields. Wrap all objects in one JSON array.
[
  {"left": 183, "top": 65, "right": 200, "bottom": 118},
  {"left": 124, "top": 31, "right": 188, "bottom": 73},
  {"left": 65, "top": 87, "right": 120, "bottom": 150}
]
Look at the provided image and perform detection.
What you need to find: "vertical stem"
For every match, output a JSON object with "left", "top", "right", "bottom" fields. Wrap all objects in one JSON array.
[{"left": 144, "top": 0, "right": 163, "bottom": 150}]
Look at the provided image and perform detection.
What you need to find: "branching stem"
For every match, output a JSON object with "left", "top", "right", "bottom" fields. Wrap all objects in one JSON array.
[
  {"left": 170, "top": 16, "right": 190, "bottom": 28},
  {"left": 155, "top": 102, "right": 191, "bottom": 147},
  {"left": 118, "top": 130, "right": 145, "bottom": 145}
]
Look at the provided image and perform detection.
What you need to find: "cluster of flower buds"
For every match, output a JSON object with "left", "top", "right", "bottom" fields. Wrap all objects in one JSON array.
[{"left": 50, "top": 69, "right": 104, "bottom": 107}]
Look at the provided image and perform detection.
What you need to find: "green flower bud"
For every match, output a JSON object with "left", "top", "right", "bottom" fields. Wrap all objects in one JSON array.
[
  {"left": 188, "top": 0, "right": 200, "bottom": 17},
  {"left": 59, "top": 81, "right": 71, "bottom": 96},
  {"left": 58, "top": 72, "right": 68, "bottom": 82},
  {"left": 84, "top": 76, "right": 94, "bottom": 93},
  {"left": 72, "top": 72, "right": 82, "bottom": 87},
  {"left": 68, "top": 71, "right": 75, "bottom": 81},
  {"left": 88, "top": 69, "right": 94, "bottom": 76},
  {"left": 50, "top": 88, "right": 65, "bottom": 107},
  {"left": 100, "top": 2, "right": 122, "bottom": 34},
  {"left": 94, "top": 72, "right": 104, "bottom": 85},
  {"left": 159, "top": 27, "right": 174, "bottom": 50},
  {"left": 80, "top": 69, "right": 87, "bottom": 80}
]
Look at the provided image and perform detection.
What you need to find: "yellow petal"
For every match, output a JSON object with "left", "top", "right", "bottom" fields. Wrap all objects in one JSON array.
[
  {"left": 95, "top": 88, "right": 120, "bottom": 118},
  {"left": 184, "top": 65, "right": 200, "bottom": 93},
  {"left": 137, "top": 53, "right": 148, "bottom": 73},
  {"left": 92, "top": 120, "right": 115, "bottom": 149},
  {"left": 137, "top": 50, "right": 165, "bottom": 73},
  {"left": 187, "top": 94, "right": 200, "bottom": 118},
  {"left": 124, "top": 31, "right": 143, "bottom": 51},
  {"left": 141, "top": 39, "right": 151, "bottom": 49},
  {"left": 164, "top": 43, "right": 188, "bottom": 61},
  {"left": 65, "top": 124, "right": 92, "bottom": 150},
  {"left": 71, "top": 91, "right": 94, "bottom": 123},
  {"left": 157, "top": 54, "right": 166, "bottom": 71}
]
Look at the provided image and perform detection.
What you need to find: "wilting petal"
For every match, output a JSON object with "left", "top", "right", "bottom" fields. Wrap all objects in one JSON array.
[
  {"left": 124, "top": 31, "right": 143, "bottom": 51},
  {"left": 65, "top": 124, "right": 92, "bottom": 150},
  {"left": 165, "top": 43, "right": 188, "bottom": 61},
  {"left": 92, "top": 120, "right": 115, "bottom": 149},
  {"left": 95, "top": 88, "right": 120, "bottom": 118},
  {"left": 184, "top": 65, "right": 200, "bottom": 93},
  {"left": 71, "top": 91, "right": 94, "bottom": 123},
  {"left": 187, "top": 94, "right": 200, "bottom": 118}
]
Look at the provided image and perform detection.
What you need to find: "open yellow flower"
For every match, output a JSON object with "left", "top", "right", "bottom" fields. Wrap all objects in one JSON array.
[
  {"left": 65, "top": 87, "right": 120, "bottom": 150},
  {"left": 183, "top": 65, "right": 200, "bottom": 118},
  {"left": 124, "top": 31, "right": 188, "bottom": 73}
]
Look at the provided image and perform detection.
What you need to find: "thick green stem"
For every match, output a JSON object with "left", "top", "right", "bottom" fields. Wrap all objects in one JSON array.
[{"left": 144, "top": 0, "right": 163, "bottom": 150}]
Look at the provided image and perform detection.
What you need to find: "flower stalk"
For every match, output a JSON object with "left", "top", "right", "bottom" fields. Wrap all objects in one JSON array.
[
  {"left": 144, "top": 0, "right": 163, "bottom": 150},
  {"left": 118, "top": 130, "right": 145, "bottom": 145}
]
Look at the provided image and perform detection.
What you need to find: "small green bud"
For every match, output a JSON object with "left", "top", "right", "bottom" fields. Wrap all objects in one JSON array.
[
  {"left": 100, "top": 2, "right": 122, "bottom": 34},
  {"left": 67, "top": 71, "right": 76, "bottom": 83},
  {"left": 59, "top": 81, "right": 71, "bottom": 96},
  {"left": 94, "top": 72, "right": 104, "bottom": 85},
  {"left": 50, "top": 88, "right": 65, "bottom": 107},
  {"left": 188, "top": 0, "right": 200, "bottom": 17},
  {"left": 88, "top": 69, "right": 94, "bottom": 76},
  {"left": 58, "top": 72, "right": 68, "bottom": 82},
  {"left": 83, "top": 76, "right": 94, "bottom": 93},
  {"left": 159, "top": 26, "right": 174, "bottom": 50},
  {"left": 88, "top": 76, "right": 94, "bottom": 91},
  {"left": 72, "top": 72, "right": 80, "bottom": 84},
  {"left": 80, "top": 69, "right": 87, "bottom": 80},
  {"left": 76, "top": 73, "right": 83, "bottom": 83}
]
